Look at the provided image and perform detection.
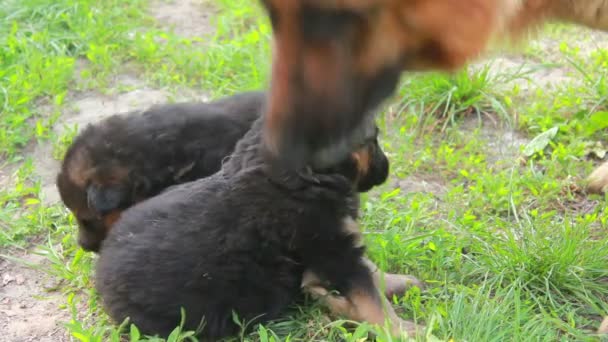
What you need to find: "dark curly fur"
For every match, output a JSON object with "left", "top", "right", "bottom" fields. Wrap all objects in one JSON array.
[
  {"left": 56, "top": 92, "right": 264, "bottom": 252},
  {"left": 95, "top": 116, "right": 392, "bottom": 340}
]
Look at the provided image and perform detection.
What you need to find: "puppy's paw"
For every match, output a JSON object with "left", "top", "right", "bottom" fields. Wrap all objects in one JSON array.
[
  {"left": 391, "top": 319, "right": 425, "bottom": 340},
  {"left": 302, "top": 285, "right": 357, "bottom": 319},
  {"left": 301, "top": 269, "right": 324, "bottom": 289},
  {"left": 302, "top": 284, "right": 330, "bottom": 298},
  {"left": 383, "top": 274, "right": 426, "bottom": 299},
  {"left": 599, "top": 316, "right": 608, "bottom": 334},
  {"left": 587, "top": 161, "right": 608, "bottom": 194}
]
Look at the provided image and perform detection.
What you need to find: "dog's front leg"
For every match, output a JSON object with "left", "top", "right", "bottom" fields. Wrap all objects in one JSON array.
[
  {"left": 301, "top": 259, "right": 424, "bottom": 339},
  {"left": 302, "top": 258, "right": 425, "bottom": 300},
  {"left": 360, "top": 258, "right": 425, "bottom": 299},
  {"left": 587, "top": 160, "right": 608, "bottom": 194}
]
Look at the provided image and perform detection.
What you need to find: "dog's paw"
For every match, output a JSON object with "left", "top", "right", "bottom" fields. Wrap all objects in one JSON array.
[
  {"left": 599, "top": 316, "right": 608, "bottom": 334},
  {"left": 391, "top": 319, "right": 425, "bottom": 340},
  {"left": 587, "top": 161, "right": 608, "bottom": 194},
  {"left": 300, "top": 269, "right": 324, "bottom": 289},
  {"left": 302, "top": 284, "right": 330, "bottom": 298},
  {"left": 383, "top": 273, "right": 426, "bottom": 299}
]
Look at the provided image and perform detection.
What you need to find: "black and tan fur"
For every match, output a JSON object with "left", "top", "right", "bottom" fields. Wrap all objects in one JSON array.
[{"left": 95, "top": 117, "right": 424, "bottom": 340}]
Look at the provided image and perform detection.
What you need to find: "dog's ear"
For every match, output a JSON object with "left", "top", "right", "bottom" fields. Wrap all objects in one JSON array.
[{"left": 86, "top": 184, "right": 128, "bottom": 216}]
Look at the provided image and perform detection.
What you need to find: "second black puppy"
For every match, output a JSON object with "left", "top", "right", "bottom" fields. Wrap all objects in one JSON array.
[
  {"left": 96, "top": 117, "right": 423, "bottom": 340},
  {"left": 56, "top": 92, "right": 263, "bottom": 251}
]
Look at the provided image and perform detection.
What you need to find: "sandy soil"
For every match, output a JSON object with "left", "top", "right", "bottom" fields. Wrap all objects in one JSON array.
[{"left": 0, "top": 252, "right": 69, "bottom": 342}]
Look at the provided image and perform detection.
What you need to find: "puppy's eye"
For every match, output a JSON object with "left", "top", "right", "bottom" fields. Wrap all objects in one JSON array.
[{"left": 300, "top": 6, "right": 360, "bottom": 39}]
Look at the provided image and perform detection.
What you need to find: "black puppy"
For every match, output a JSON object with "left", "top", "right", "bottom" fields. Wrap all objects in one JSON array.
[
  {"left": 56, "top": 92, "right": 264, "bottom": 252},
  {"left": 95, "top": 117, "right": 423, "bottom": 340}
]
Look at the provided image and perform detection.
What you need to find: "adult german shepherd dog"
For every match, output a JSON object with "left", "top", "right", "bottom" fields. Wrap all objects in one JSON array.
[{"left": 257, "top": 0, "right": 608, "bottom": 193}]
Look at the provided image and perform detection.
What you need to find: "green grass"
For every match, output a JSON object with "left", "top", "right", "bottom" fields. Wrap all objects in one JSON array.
[{"left": 0, "top": 0, "right": 607, "bottom": 341}]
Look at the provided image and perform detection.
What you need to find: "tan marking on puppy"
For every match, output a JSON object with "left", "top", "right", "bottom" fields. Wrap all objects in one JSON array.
[
  {"left": 361, "top": 258, "right": 425, "bottom": 298},
  {"left": 65, "top": 148, "right": 94, "bottom": 188},
  {"left": 301, "top": 258, "right": 425, "bottom": 299},
  {"left": 103, "top": 211, "right": 123, "bottom": 232},
  {"left": 599, "top": 316, "right": 608, "bottom": 334},
  {"left": 89, "top": 165, "right": 131, "bottom": 187},
  {"left": 301, "top": 269, "right": 324, "bottom": 289},
  {"left": 352, "top": 149, "right": 371, "bottom": 180},
  {"left": 302, "top": 257, "right": 425, "bottom": 338},
  {"left": 342, "top": 216, "right": 364, "bottom": 248},
  {"left": 587, "top": 161, "right": 608, "bottom": 194},
  {"left": 382, "top": 273, "right": 425, "bottom": 299},
  {"left": 304, "top": 283, "right": 423, "bottom": 338}
]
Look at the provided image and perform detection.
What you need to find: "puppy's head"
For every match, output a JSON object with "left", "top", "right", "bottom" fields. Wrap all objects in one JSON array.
[
  {"left": 259, "top": 0, "right": 500, "bottom": 169},
  {"left": 56, "top": 144, "right": 134, "bottom": 252}
]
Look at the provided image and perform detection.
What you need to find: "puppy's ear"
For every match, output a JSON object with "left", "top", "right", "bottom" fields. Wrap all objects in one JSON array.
[
  {"left": 86, "top": 184, "right": 127, "bottom": 216},
  {"left": 356, "top": 140, "right": 389, "bottom": 192}
]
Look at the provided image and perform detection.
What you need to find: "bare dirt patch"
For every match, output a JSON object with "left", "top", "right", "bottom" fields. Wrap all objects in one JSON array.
[
  {"left": 460, "top": 115, "right": 529, "bottom": 167},
  {"left": 0, "top": 3, "right": 219, "bottom": 341},
  {"left": 0, "top": 164, "right": 15, "bottom": 192},
  {"left": 390, "top": 116, "right": 528, "bottom": 204},
  {"left": 149, "top": 0, "right": 217, "bottom": 40},
  {"left": 484, "top": 55, "right": 575, "bottom": 92},
  {"left": 394, "top": 175, "right": 449, "bottom": 198},
  {"left": 531, "top": 27, "right": 608, "bottom": 61},
  {"left": 0, "top": 251, "right": 69, "bottom": 342},
  {"left": 473, "top": 28, "right": 608, "bottom": 98}
]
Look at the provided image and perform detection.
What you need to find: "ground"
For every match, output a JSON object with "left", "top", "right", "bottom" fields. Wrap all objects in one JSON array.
[{"left": 0, "top": 1, "right": 606, "bottom": 341}]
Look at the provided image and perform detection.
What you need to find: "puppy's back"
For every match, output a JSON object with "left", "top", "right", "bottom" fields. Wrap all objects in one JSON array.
[
  {"left": 57, "top": 91, "right": 265, "bottom": 251},
  {"left": 83, "top": 91, "right": 265, "bottom": 188},
  {"left": 96, "top": 169, "right": 309, "bottom": 339}
]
